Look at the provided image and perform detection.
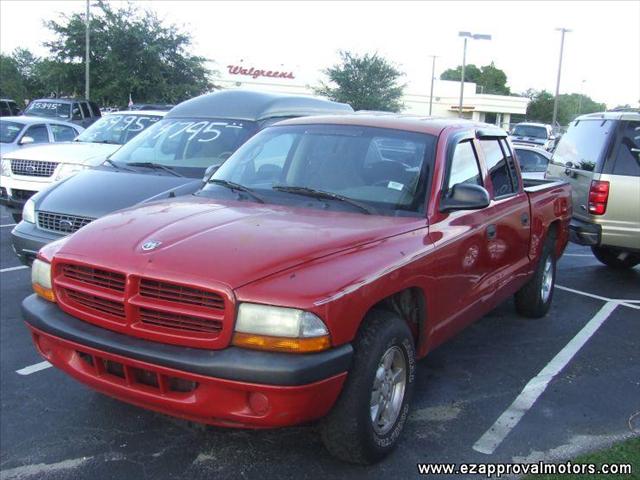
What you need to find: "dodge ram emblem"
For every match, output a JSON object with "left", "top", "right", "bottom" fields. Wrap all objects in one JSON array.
[{"left": 141, "top": 240, "right": 162, "bottom": 251}]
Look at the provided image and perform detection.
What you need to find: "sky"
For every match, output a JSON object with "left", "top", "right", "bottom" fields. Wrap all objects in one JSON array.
[{"left": 1, "top": 0, "right": 638, "bottom": 107}]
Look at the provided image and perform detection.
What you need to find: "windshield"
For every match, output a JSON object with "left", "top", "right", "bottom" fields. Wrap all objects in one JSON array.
[
  {"left": 0, "top": 121, "right": 24, "bottom": 143},
  {"left": 76, "top": 114, "right": 162, "bottom": 145},
  {"left": 24, "top": 101, "right": 71, "bottom": 119},
  {"left": 512, "top": 125, "right": 548, "bottom": 139},
  {"left": 109, "top": 118, "right": 258, "bottom": 177},
  {"left": 200, "top": 124, "right": 436, "bottom": 215}
]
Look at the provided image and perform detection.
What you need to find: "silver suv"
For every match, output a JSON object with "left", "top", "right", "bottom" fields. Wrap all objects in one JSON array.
[{"left": 546, "top": 111, "right": 640, "bottom": 269}]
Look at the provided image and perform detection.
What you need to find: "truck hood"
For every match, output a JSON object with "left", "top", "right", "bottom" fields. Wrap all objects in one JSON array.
[
  {"left": 3, "top": 142, "right": 120, "bottom": 166},
  {"left": 36, "top": 168, "right": 201, "bottom": 219},
  {"left": 55, "top": 197, "right": 425, "bottom": 291}
]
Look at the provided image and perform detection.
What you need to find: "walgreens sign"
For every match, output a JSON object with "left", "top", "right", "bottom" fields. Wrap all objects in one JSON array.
[{"left": 226, "top": 65, "right": 296, "bottom": 80}]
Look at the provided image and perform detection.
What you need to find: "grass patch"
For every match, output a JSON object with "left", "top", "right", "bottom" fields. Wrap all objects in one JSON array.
[{"left": 524, "top": 436, "right": 639, "bottom": 479}]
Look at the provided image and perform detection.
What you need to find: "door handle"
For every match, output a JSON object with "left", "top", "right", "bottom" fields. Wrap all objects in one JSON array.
[
  {"left": 521, "top": 212, "right": 530, "bottom": 226},
  {"left": 486, "top": 224, "right": 497, "bottom": 240}
]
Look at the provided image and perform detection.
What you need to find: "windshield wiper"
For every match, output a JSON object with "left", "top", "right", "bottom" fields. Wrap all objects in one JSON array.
[
  {"left": 103, "top": 158, "right": 135, "bottom": 171},
  {"left": 208, "top": 178, "right": 265, "bottom": 204},
  {"left": 272, "top": 185, "right": 375, "bottom": 215},
  {"left": 126, "top": 161, "right": 183, "bottom": 177}
]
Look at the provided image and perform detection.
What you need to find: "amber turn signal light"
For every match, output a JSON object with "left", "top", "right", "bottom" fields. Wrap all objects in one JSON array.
[
  {"left": 33, "top": 283, "right": 56, "bottom": 303},
  {"left": 232, "top": 332, "right": 330, "bottom": 353}
]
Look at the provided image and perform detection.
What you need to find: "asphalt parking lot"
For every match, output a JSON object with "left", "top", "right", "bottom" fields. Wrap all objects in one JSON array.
[{"left": 0, "top": 203, "right": 638, "bottom": 479}]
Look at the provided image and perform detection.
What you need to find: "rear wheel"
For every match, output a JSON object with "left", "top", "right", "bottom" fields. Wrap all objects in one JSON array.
[
  {"left": 591, "top": 246, "right": 640, "bottom": 269},
  {"left": 515, "top": 236, "right": 556, "bottom": 318},
  {"left": 320, "top": 310, "right": 416, "bottom": 464}
]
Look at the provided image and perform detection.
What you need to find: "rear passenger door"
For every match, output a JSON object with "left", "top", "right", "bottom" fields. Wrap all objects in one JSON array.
[{"left": 477, "top": 136, "right": 531, "bottom": 300}]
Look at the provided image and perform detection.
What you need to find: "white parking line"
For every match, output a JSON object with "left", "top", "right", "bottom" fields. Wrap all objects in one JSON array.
[
  {"left": 557, "top": 285, "right": 640, "bottom": 310},
  {"left": 0, "top": 265, "right": 28, "bottom": 273},
  {"left": 473, "top": 301, "right": 619, "bottom": 455},
  {"left": 562, "top": 253, "right": 594, "bottom": 257},
  {"left": 16, "top": 361, "right": 52, "bottom": 375},
  {"left": 0, "top": 223, "right": 16, "bottom": 228}
]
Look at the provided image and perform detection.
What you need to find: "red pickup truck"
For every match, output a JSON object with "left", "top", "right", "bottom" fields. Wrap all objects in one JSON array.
[{"left": 23, "top": 115, "right": 571, "bottom": 464}]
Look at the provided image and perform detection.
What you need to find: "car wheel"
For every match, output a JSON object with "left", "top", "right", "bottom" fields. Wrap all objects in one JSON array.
[
  {"left": 320, "top": 310, "right": 416, "bottom": 464},
  {"left": 591, "top": 246, "right": 640, "bottom": 269},
  {"left": 11, "top": 212, "right": 21, "bottom": 223},
  {"left": 515, "top": 235, "right": 556, "bottom": 318}
]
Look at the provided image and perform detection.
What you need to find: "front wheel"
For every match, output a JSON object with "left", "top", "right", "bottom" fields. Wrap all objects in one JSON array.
[
  {"left": 591, "top": 246, "right": 640, "bottom": 269},
  {"left": 320, "top": 310, "right": 416, "bottom": 464},
  {"left": 515, "top": 241, "right": 556, "bottom": 318}
]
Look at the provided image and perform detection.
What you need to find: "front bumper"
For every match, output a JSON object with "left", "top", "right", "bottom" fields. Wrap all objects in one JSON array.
[
  {"left": 569, "top": 217, "right": 601, "bottom": 246},
  {"left": 22, "top": 295, "right": 352, "bottom": 428},
  {"left": 10, "top": 221, "right": 63, "bottom": 266}
]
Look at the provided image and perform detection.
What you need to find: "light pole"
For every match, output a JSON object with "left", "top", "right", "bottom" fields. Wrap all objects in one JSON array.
[
  {"left": 577, "top": 79, "right": 586, "bottom": 115},
  {"left": 85, "top": 0, "right": 90, "bottom": 100},
  {"left": 552, "top": 27, "right": 571, "bottom": 128},
  {"left": 458, "top": 31, "right": 491, "bottom": 118},
  {"left": 428, "top": 55, "right": 439, "bottom": 116}
]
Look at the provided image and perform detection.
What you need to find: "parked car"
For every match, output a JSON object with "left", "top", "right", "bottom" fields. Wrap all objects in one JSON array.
[
  {"left": 10, "top": 90, "right": 353, "bottom": 265},
  {"left": 513, "top": 144, "right": 551, "bottom": 180},
  {"left": 510, "top": 122, "right": 555, "bottom": 151},
  {"left": 22, "top": 115, "right": 571, "bottom": 463},
  {"left": 546, "top": 111, "right": 640, "bottom": 268},
  {"left": 129, "top": 104, "right": 174, "bottom": 111},
  {"left": 0, "top": 98, "right": 22, "bottom": 117},
  {"left": 0, "top": 111, "right": 166, "bottom": 222},
  {"left": 24, "top": 98, "right": 101, "bottom": 128},
  {"left": 0, "top": 116, "right": 83, "bottom": 157}
]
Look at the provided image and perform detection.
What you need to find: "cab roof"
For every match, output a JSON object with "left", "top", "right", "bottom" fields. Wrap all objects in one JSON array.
[
  {"left": 273, "top": 113, "right": 502, "bottom": 137},
  {"left": 574, "top": 111, "right": 640, "bottom": 122},
  {"left": 105, "top": 110, "right": 168, "bottom": 117},
  {"left": 166, "top": 90, "right": 353, "bottom": 121}
]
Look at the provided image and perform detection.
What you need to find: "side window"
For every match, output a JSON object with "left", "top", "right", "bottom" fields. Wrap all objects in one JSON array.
[
  {"left": 237, "top": 133, "right": 296, "bottom": 184},
  {"left": 50, "top": 124, "right": 78, "bottom": 142},
  {"left": 23, "top": 124, "right": 49, "bottom": 144},
  {"left": 89, "top": 102, "right": 101, "bottom": 117},
  {"left": 447, "top": 140, "right": 482, "bottom": 190},
  {"left": 80, "top": 102, "right": 91, "bottom": 118},
  {"left": 9, "top": 102, "right": 21, "bottom": 115},
  {"left": 500, "top": 139, "right": 520, "bottom": 191},
  {"left": 72, "top": 103, "right": 83, "bottom": 120},
  {"left": 480, "top": 139, "right": 516, "bottom": 198},
  {"left": 612, "top": 121, "right": 640, "bottom": 177},
  {"left": 516, "top": 149, "right": 549, "bottom": 172},
  {"left": 0, "top": 102, "right": 10, "bottom": 116}
]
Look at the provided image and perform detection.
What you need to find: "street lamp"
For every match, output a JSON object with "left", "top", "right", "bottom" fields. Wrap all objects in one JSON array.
[
  {"left": 551, "top": 27, "right": 571, "bottom": 128},
  {"left": 577, "top": 79, "right": 586, "bottom": 115},
  {"left": 458, "top": 31, "right": 491, "bottom": 118},
  {"left": 428, "top": 55, "right": 439, "bottom": 116}
]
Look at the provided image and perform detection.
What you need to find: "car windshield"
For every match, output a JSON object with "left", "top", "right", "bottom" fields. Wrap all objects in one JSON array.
[
  {"left": 0, "top": 121, "right": 24, "bottom": 143},
  {"left": 24, "top": 101, "right": 71, "bottom": 119},
  {"left": 199, "top": 124, "right": 436, "bottom": 216},
  {"left": 512, "top": 125, "right": 548, "bottom": 139},
  {"left": 516, "top": 149, "right": 549, "bottom": 172},
  {"left": 76, "top": 114, "right": 163, "bottom": 145},
  {"left": 109, "top": 118, "right": 258, "bottom": 177}
]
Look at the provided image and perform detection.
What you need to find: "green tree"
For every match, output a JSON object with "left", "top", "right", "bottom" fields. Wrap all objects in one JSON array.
[
  {"left": 316, "top": 51, "right": 404, "bottom": 112},
  {"left": 0, "top": 54, "right": 27, "bottom": 102},
  {"left": 525, "top": 89, "right": 606, "bottom": 125},
  {"left": 440, "top": 63, "right": 510, "bottom": 95},
  {"left": 43, "top": 0, "right": 214, "bottom": 106}
]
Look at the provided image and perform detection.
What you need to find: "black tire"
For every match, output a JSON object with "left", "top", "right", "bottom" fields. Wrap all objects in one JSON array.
[
  {"left": 11, "top": 212, "right": 21, "bottom": 223},
  {"left": 591, "top": 246, "right": 640, "bottom": 269},
  {"left": 515, "top": 236, "right": 556, "bottom": 318},
  {"left": 320, "top": 310, "right": 416, "bottom": 464}
]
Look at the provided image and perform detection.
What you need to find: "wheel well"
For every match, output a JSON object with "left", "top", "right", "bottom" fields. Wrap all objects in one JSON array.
[
  {"left": 367, "top": 288, "right": 426, "bottom": 349},
  {"left": 548, "top": 220, "right": 560, "bottom": 255}
]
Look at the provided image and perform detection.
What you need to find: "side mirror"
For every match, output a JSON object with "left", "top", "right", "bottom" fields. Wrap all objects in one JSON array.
[
  {"left": 440, "top": 183, "right": 490, "bottom": 212},
  {"left": 19, "top": 136, "right": 34, "bottom": 145},
  {"left": 202, "top": 164, "right": 220, "bottom": 182}
]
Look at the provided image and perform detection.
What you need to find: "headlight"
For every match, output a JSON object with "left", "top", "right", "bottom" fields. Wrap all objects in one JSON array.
[
  {"left": 23, "top": 198, "right": 35, "bottom": 223},
  {"left": 232, "top": 303, "right": 330, "bottom": 353},
  {"left": 55, "top": 163, "right": 88, "bottom": 181},
  {"left": 0, "top": 158, "right": 11, "bottom": 177},
  {"left": 32, "top": 258, "right": 56, "bottom": 302}
]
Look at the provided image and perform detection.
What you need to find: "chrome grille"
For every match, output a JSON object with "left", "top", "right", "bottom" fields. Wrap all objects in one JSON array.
[
  {"left": 10, "top": 159, "right": 58, "bottom": 177},
  {"left": 37, "top": 211, "right": 94, "bottom": 234}
]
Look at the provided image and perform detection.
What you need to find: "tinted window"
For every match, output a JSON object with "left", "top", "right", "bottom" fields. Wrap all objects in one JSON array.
[
  {"left": 501, "top": 139, "right": 520, "bottom": 190},
  {"left": 50, "top": 124, "right": 78, "bottom": 142},
  {"left": 516, "top": 148, "right": 549, "bottom": 172},
  {"left": 612, "top": 121, "right": 640, "bottom": 177},
  {"left": 481, "top": 139, "right": 515, "bottom": 197},
  {"left": 0, "top": 102, "right": 10, "bottom": 116},
  {"left": 24, "top": 125, "right": 49, "bottom": 143},
  {"left": 80, "top": 102, "right": 91, "bottom": 118},
  {"left": 9, "top": 102, "right": 21, "bottom": 115},
  {"left": 447, "top": 140, "right": 482, "bottom": 189},
  {"left": 72, "top": 103, "right": 83, "bottom": 120},
  {"left": 206, "top": 125, "right": 436, "bottom": 215},
  {"left": 89, "top": 102, "right": 101, "bottom": 117},
  {"left": 552, "top": 119, "right": 614, "bottom": 171},
  {"left": 24, "top": 101, "right": 71, "bottom": 119},
  {"left": 0, "top": 121, "right": 24, "bottom": 143},
  {"left": 76, "top": 114, "right": 163, "bottom": 145}
]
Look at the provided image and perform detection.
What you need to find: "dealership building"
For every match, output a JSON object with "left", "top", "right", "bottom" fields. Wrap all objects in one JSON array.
[{"left": 213, "top": 61, "right": 529, "bottom": 129}]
